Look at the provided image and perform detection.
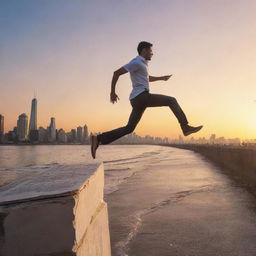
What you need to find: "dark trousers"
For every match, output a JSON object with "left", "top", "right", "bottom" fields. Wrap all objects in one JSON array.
[{"left": 97, "top": 90, "right": 189, "bottom": 145}]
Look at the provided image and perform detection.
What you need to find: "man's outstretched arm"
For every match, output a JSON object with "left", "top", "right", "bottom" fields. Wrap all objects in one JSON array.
[
  {"left": 149, "top": 74, "right": 172, "bottom": 82},
  {"left": 110, "top": 67, "right": 128, "bottom": 104}
]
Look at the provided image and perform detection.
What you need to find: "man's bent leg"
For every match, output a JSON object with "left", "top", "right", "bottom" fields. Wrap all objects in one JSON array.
[
  {"left": 97, "top": 106, "right": 146, "bottom": 145},
  {"left": 147, "top": 93, "right": 189, "bottom": 126}
]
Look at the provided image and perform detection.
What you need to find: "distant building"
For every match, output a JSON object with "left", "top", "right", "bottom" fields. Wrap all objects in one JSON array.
[
  {"left": 57, "top": 128, "right": 67, "bottom": 143},
  {"left": 48, "top": 117, "right": 56, "bottom": 142},
  {"left": 77, "top": 126, "right": 83, "bottom": 142},
  {"left": 38, "top": 127, "right": 47, "bottom": 143},
  {"left": 0, "top": 114, "right": 4, "bottom": 134},
  {"left": 12, "top": 126, "right": 18, "bottom": 143},
  {"left": 17, "top": 113, "right": 28, "bottom": 141},
  {"left": 0, "top": 114, "right": 4, "bottom": 143},
  {"left": 71, "top": 129, "right": 77, "bottom": 143},
  {"left": 66, "top": 131, "right": 72, "bottom": 143},
  {"left": 7, "top": 130, "right": 16, "bottom": 143},
  {"left": 29, "top": 98, "right": 37, "bottom": 131},
  {"left": 209, "top": 134, "right": 216, "bottom": 144},
  {"left": 83, "top": 124, "right": 88, "bottom": 143},
  {"left": 71, "top": 129, "right": 77, "bottom": 142},
  {"left": 28, "top": 98, "right": 39, "bottom": 142}
]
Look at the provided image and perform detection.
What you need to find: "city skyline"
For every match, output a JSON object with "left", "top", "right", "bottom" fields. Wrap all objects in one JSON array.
[
  {"left": 0, "top": 94, "right": 253, "bottom": 142},
  {"left": 0, "top": 96, "right": 90, "bottom": 144},
  {"left": 1, "top": 1, "right": 256, "bottom": 140},
  {"left": 1, "top": 94, "right": 255, "bottom": 145}
]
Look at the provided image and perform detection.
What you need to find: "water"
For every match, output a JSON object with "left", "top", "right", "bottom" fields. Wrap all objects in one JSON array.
[
  {"left": 1, "top": 145, "right": 256, "bottom": 255},
  {"left": 0, "top": 144, "right": 160, "bottom": 191}
]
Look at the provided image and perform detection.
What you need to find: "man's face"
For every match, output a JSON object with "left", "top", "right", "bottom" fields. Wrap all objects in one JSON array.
[{"left": 144, "top": 47, "right": 153, "bottom": 61}]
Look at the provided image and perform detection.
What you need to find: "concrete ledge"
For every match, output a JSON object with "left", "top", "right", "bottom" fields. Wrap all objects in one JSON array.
[{"left": 0, "top": 163, "right": 111, "bottom": 256}]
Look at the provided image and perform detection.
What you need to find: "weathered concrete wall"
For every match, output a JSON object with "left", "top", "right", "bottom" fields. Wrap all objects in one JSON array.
[
  {"left": 167, "top": 144, "right": 256, "bottom": 197},
  {"left": 0, "top": 163, "right": 111, "bottom": 256}
]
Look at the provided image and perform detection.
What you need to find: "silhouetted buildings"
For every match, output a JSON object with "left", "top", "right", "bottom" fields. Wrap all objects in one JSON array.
[
  {"left": 1, "top": 97, "right": 253, "bottom": 146},
  {"left": 169, "top": 133, "right": 241, "bottom": 146}
]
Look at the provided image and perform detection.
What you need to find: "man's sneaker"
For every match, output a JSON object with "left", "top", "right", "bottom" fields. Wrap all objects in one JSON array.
[
  {"left": 90, "top": 134, "right": 100, "bottom": 159},
  {"left": 181, "top": 124, "right": 203, "bottom": 136}
]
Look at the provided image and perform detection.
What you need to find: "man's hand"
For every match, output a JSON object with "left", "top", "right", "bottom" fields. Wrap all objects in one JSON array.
[
  {"left": 110, "top": 91, "right": 120, "bottom": 104},
  {"left": 162, "top": 74, "right": 172, "bottom": 81},
  {"left": 149, "top": 74, "right": 173, "bottom": 82}
]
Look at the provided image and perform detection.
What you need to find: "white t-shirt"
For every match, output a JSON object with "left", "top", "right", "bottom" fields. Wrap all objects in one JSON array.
[{"left": 123, "top": 55, "right": 150, "bottom": 100}]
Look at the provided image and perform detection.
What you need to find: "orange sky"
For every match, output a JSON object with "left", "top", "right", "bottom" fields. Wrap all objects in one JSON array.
[{"left": 1, "top": 0, "right": 256, "bottom": 140}]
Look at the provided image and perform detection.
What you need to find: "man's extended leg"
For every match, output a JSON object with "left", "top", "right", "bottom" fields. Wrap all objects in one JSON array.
[
  {"left": 147, "top": 93, "right": 189, "bottom": 126},
  {"left": 146, "top": 93, "right": 203, "bottom": 136},
  {"left": 97, "top": 105, "right": 146, "bottom": 145}
]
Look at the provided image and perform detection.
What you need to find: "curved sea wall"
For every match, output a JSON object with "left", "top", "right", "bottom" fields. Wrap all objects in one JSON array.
[
  {"left": 166, "top": 144, "right": 256, "bottom": 197},
  {"left": 0, "top": 163, "right": 111, "bottom": 256}
]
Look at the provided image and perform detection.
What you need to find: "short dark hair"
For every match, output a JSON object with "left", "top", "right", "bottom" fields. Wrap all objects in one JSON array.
[{"left": 137, "top": 41, "right": 153, "bottom": 55}]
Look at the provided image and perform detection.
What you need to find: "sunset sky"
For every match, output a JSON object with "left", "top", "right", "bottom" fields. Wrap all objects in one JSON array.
[{"left": 1, "top": 0, "right": 256, "bottom": 140}]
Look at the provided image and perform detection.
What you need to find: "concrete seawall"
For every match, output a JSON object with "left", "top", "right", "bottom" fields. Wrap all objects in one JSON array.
[
  {"left": 0, "top": 163, "right": 111, "bottom": 256},
  {"left": 166, "top": 144, "right": 256, "bottom": 197}
]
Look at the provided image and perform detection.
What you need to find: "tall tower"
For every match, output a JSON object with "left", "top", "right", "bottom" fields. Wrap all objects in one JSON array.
[
  {"left": 28, "top": 97, "right": 39, "bottom": 143},
  {"left": 0, "top": 114, "right": 4, "bottom": 143},
  {"left": 29, "top": 98, "right": 37, "bottom": 132},
  {"left": 0, "top": 114, "right": 4, "bottom": 134}
]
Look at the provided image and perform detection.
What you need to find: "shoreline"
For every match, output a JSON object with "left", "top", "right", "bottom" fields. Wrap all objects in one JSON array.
[
  {"left": 162, "top": 143, "right": 256, "bottom": 198},
  {"left": 0, "top": 143, "right": 168, "bottom": 146}
]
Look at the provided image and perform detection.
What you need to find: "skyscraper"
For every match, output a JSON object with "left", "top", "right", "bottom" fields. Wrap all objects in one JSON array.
[
  {"left": 57, "top": 128, "right": 67, "bottom": 143},
  {"left": 29, "top": 98, "right": 37, "bottom": 131},
  {"left": 48, "top": 117, "right": 56, "bottom": 142},
  {"left": 71, "top": 129, "right": 77, "bottom": 142},
  {"left": 38, "top": 127, "right": 47, "bottom": 143},
  {"left": 0, "top": 114, "right": 4, "bottom": 134},
  {"left": 0, "top": 114, "right": 4, "bottom": 143},
  {"left": 83, "top": 124, "right": 88, "bottom": 143},
  {"left": 28, "top": 97, "right": 39, "bottom": 142},
  {"left": 77, "top": 126, "right": 83, "bottom": 142},
  {"left": 17, "top": 113, "right": 28, "bottom": 141}
]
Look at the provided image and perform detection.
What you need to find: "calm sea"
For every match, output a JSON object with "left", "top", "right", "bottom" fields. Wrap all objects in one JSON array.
[{"left": 0, "top": 144, "right": 161, "bottom": 193}]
